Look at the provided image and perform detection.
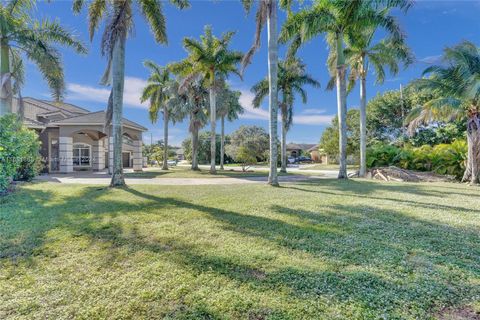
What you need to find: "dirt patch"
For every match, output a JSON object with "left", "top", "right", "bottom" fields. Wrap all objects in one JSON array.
[{"left": 436, "top": 306, "right": 480, "bottom": 320}]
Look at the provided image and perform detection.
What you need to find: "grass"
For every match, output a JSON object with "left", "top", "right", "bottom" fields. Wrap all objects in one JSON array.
[
  {"left": 1, "top": 180, "right": 479, "bottom": 319},
  {"left": 126, "top": 166, "right": 292, "bottom": 179},
  {"left": 300, "top": 164, "right": 359, "bottom": 170}
]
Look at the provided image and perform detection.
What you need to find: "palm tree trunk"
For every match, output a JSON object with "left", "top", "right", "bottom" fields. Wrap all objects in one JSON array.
[
  {"left": 162, "top": 105, "right": 169, "bottom": 170},
  {"left": 462, "top": 115, "right": 480, "bottom": 184},
  {"left": 335, "top": 34, "right": 348, "bottom": 179},
  {"left": 220, "top": 115, "right": 225, "bottom": 170},
  {"left": 0, "top": 40, "right": 12, "bottom": 116},
  {"left": 191, "top": 125, "right": 199, "bottom": 171},
  {"left": 109, "top": 34, "right": 126, "bottom": 187},
  {"left": 280, "top": 110, "right": 287, "bottom": 173},
  {"left": 359, "top": 63, "right": 367, "bottom": 177},
  {"left": 209, "top": 77, "right": 217, "bottom": 174},
  {"left": 267, "top": 0, "right": 279, "bottom": 186}
]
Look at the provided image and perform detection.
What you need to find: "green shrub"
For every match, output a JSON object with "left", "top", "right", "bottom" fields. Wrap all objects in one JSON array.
[
  {"left": 367, "top": 140, "right": 467, "bottom": 179},
  {"left": 0, "top": 114, "right": 41, "bottom": 192}
]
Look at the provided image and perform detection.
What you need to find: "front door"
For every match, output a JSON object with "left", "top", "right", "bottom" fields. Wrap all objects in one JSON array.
[
  {"left": 122, "top": 152, "right": 130, "bottom": 168},
  {"left": 50, "top": 138, "right": 59, "bottom": 172}
]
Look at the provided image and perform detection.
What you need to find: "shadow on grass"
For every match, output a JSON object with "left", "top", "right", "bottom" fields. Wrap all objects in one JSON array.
[{"left": 1, "top": 180, "right": 479, "bottom": 318}]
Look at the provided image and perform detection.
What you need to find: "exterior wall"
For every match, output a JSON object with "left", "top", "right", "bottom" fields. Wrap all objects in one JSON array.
[
  {"left": 132, "top": 140, "right": 143, "bottom": 172},
  {"left": 310, "top": 150, "right": 321, "bottom": 163},
  {"left": 92, "top": 139, "right": 106, "bottom": 171},
  {"left": 59, "top": 137, "right": 73, "bottom": 173}
]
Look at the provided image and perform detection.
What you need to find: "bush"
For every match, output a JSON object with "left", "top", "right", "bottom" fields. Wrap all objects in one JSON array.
[
  {"left": 0, "top": 114, "right": 41, "bottom": 192},
  {"left": 366, "top": 140, "right": 467, "bottom": 179}
]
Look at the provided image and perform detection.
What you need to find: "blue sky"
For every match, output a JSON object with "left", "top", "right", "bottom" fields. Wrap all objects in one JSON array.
[{"left": 24, "top": 0, "right": 480, "bottom": 146}]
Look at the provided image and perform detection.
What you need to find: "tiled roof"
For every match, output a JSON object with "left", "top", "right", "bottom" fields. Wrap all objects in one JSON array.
[{"left": 49, "top": 111, "right": 147, "bottom": 131}]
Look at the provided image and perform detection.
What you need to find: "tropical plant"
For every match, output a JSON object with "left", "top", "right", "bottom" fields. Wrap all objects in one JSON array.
[
  {"left": 406, "top": 41, "right": 480, "bottom": 184},
  {"left": 0, "top": 0, "right": 86, "bottom": 116},
  {"left": 216, "top": 84, "right": 243, "bottom": 170},
  {"left": 141, "top": 61, "right": 182, "bottom": 170},
  {"left": 242, "top": 0, "right": 290, "bottom": 186},
  {"left": 252, "top": 57, "right": 319, "bottom": 172},
  {"left": 326, "top": 25, "right": 413, "bottom": 177},
  {"left": 281, "top": 0, "right": 410, "bottom": 179},
  {"left": 72, "top": 0, "right": 190, "bottom": 186},
  {"left": 225, "top": 125, "right": 270, "bottom": 165},
  {"left": 172, "top": 26, "right": 242, "bottom": 174}
]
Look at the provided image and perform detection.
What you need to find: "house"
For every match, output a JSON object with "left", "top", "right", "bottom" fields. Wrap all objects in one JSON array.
[
  {"left": 176, "top": 148, "right": 185, "bottom": 161},
  {"left": 286, "top": 143, "right": 317, "bottom": 158},
  {"left": 12, "top": 97, "right": 147, "bottom": 173}
]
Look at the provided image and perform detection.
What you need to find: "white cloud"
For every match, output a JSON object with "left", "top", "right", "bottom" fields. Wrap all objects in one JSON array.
[
  {"left": 237, "top": 89, "right": 334, "bottom": 125},
  {"left": 419, "top": 55, "right": 442, "bottom": 64},
  {"left": 67, "top": 76, "right": 148, "bottom": 109}
]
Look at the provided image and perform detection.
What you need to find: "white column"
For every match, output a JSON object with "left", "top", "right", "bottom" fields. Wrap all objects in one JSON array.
[
  {"left": 92, "top": 139, "right": 105, "bottom": 171},
  {"left": 59, "top": 137, "right": 73, "bottom": 173},
  {"left": 133, "top": 140, "right": 143, "bottom": 172},
  {"left": 108, "top": 136, "right": 114, "bottom": 174}
]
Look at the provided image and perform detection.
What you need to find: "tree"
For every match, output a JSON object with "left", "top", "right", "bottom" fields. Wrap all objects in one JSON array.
[
  {"left": 242, "top": 0, "right": 287, "bottom": 186},
  {"left": 225, "top": 125, "right": 270, "bottom": 165},
  {"left": 173, "top": 26, "right": 242, "bottom": 174},
  {"left": 0, "top": 0, "right": 86, "bottom": 116},
  {"left": 281, "top": 0, "right": 409, "bottom": 179},
  {"left": 252, "top": 57, "right": 319, "bottom": 173},
  {"left": 217, "top": 84, "right": 243, "bottom": 170},
  {"left": 406, "top": 41, "right": 480, "bottom": 184},
  {"left": 327, "top": 26, "right": 413, "bottom": 177},
  {"left": 141, "top": 61, "right": 181, "bottom": 170},
  {"left": 320, "top": 109, "right": 360, "bottom": 162},
  {"left": 181, "top": 131, "right": 222, "bottom": 165},
  {"left": 73, "top": 0, "right": 190, "bottom": 187}
]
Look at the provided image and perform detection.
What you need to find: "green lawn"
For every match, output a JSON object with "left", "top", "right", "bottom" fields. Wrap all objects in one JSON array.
[
  {"left": 300, "top": 164, "right": 360, "bottom": 170},
  {"left": 1, "top": 180, "right": 479, "bottom": 319},
  {"left": 126, "top": 166, "right": 290, "bottom": 179}
]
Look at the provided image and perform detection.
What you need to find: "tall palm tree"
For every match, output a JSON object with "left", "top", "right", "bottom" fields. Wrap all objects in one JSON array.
[
  {"left": 141, "top": 60, "right": 178, "bottom": 170},
  {"left": 281, "top": 0, "right": 409, "bottom": 179},
  {"left": 217, "top": 85, "right": 244, "bottom": 170},
  {"left": 406, "top": 41, "right": 480, "bottom": 185},
  {"left": 173, "top": 26, "right": 242, "bottom": 174},
  {"left": 73, "top": 0, "right": 190, "bottom": 187},
  {"left": 0, "top": 0, "right": 86, "bottom": 116},
  {"left": 173, "top": 75, "right": 209, "bottom": 170},
  {"left": 326, "top": 28, "right": 413, "bottom": 177},
  {"left": 241, "top": 0, "right": 288, "bottom": 186},
  {"left": 252, "top": 58, "right": 319, "bottom": 173}
]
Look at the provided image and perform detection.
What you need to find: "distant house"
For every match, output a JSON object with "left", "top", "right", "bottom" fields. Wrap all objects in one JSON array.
[
  {"left": 12, "top": 97, "right": 147, "bottom": 173},
  {"left": 176, "top": 148, "right": 185, "bottom": 161},
  {"left": 286, "top": 143, "right": 317, "bottom": 158}
]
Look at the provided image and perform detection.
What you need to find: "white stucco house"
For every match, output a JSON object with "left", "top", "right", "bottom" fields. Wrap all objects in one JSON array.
[{"left": 12, "top": 97, "right": 146, "bottom": 173}]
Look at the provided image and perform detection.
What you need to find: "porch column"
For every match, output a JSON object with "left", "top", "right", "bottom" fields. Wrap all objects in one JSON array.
[
  {"left": 133, "top": 140, "right": 143, "bottom": 172},
  {"left": 59, "top": 137, "right": 73, "bottom": 173},
  {"left": 92, "top": 139, "right": 105, "bottom": 171},
  {"left": 108, "top": 136, "right": 114, "bottom": 174}
]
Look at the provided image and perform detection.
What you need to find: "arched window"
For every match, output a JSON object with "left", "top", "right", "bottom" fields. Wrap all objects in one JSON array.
[{"left": 73, "top": 143, "right": 91, "bottom": 167}]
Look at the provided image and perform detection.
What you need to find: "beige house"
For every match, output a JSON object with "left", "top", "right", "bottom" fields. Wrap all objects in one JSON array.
[{"left": 13, "top": 97, "right": 146, "bottom": 173}]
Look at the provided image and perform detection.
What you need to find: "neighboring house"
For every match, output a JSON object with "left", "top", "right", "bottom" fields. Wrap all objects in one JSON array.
[
  {"left": 12, "top": 97, "right": 146, "bottom": 173},
  {"left": 307, "top": 144, "right": 321, "bottom": 163},
  {"left": 286, "top": 143, "right": 317, "bottom": 158},
  {"left": 176, "top": 148, "right": 185, "bottom": 161}
]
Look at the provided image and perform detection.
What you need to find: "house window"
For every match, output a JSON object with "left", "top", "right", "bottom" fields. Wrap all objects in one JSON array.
[{"left": 73, "top": 143, "right": 91, "bottom": 167}]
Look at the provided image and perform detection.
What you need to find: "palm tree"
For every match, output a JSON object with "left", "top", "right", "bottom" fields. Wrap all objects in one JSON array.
[
  {"left": 252, "top": 58, "right": 319, "bottom": 173},
  {"left": 217, "top": 85, "right": 244, "bottom": 170},
  {"left": 141, "top": 60, "right": 178, "bottom": 170},
  {"left": 173, "top": 75, "right": 209, "bottom": 170},
  {"left": 281, "top": 0, "right": 409, "bottom": 179},
  {"left": 72, "top": 0, "right": 190, "bottom": 187},
  {"left": 173, "top": 26, "right": 242, "bottom": 174},
  {"left": 326, "top": 28, "right": 413, "bottom": 177},
  {"left": 406, "top": 41, "right": 480, "bottom": 185},
  {"left": 241, "top": 0, "right": 285, "bottom": 186},
  {"left": 0, "top": 0, "right": 86, "bottom": 116}
]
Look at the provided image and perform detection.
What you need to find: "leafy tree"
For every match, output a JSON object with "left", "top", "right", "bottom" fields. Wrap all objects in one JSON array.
[
  {"left": 225, "top": 125, "right": 270, "bottom": 165},
  {"left": 320, "top": 109, "right": 360, "bottom": 161},
  {"left": 406, "top": 41, "right": 480, "bottom": 184},
  {"left": 181, "top": 131, "right": 222, "bottom": 165},
  {"left": 252, "top": 57, "right": 319, "bottom": 173},
  {"left": 281, "top": 0, "right": 409, "bottom": 179},
  {"left": 0, "top": 0, "right": 86, "bottom": 115},
  {"left": 217, "top": 84, "right": 243, "bottom": 170},
  {"left": 141, "top": 61, "right": 183, "bottom": 170},
  {"left": 73, "top": 0, "right": 190, "bottom": 186},
  {"left": 233, "top": 146, "right": 257, "bottom": 172},
  {"left": 172, "top": 26, "right": 242, "bottom": 174}
]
